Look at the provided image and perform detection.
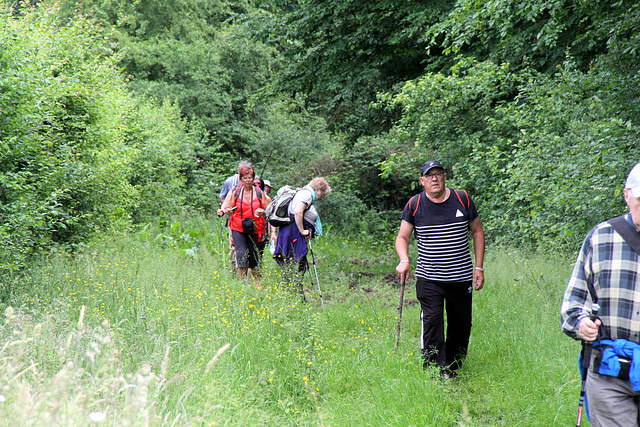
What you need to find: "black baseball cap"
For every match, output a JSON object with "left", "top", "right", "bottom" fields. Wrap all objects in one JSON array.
[{"left": 420, "top": 160, "right": 444, "bottom": 176}]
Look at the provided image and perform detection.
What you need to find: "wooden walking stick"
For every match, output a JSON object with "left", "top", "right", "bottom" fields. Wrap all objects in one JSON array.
[{"left": 394, "top": 277, "right": 406, "bottom": 354}]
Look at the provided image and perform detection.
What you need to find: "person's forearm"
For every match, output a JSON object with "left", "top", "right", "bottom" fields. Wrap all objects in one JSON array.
[
  {"left": 295, "top": 212, "right": 305, "bottom": 233},
  {"left": 395, "top": 237, "right": 410, "bottom": 261},
  {"left": 469, "top": 218, "right": 485, "bottom": 268},
  {"left": 396, "top": 249, "right": 409, "bottom": 261},
  {"left": 294, "top": 203, "right": 307, "bottom": 233},
  {"left": 395, "top": 221, "right": 413, "bottom": 261},
  {"left": 472, "top": 230, "right": 485, "bottom": 267},
  {"left": 561, "top": 270, "right": 592, "bottom": 340}
]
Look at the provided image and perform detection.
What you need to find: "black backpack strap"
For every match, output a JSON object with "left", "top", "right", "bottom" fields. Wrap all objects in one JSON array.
[{"left": 608, "top": 215, "right": 640, "bottom": 256}]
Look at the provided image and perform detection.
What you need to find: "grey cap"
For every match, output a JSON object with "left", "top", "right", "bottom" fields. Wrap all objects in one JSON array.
[{"left": 420, "top": 160, "right": 444, "bottom": 176}]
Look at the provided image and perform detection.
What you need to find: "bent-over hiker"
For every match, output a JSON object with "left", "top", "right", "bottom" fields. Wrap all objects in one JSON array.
[
  {"left": 561, "top": 162, "right": 640, "bottom": 426},
  {"left": 273, "top": 178, "right": 331, "bottom": 298},
  {"left": 395, "top": 160, "right": 485, "bottom": 379}
]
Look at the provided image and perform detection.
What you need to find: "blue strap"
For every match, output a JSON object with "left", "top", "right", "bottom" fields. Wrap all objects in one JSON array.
[
  {"left": 626, "top": 212, "right": 636, "bottom": 229},
  {"left": 304, "top": 185, "right": 317, "bottom": 203}
]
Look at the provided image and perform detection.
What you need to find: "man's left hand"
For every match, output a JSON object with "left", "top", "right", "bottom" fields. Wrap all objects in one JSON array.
[{"left": 473, "top": 270, "right": 484, "bottom": 290}]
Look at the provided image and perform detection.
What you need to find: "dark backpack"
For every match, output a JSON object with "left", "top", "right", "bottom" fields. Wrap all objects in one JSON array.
[{"left": 265, "top": 185, "right": 298, "bottom": 227}]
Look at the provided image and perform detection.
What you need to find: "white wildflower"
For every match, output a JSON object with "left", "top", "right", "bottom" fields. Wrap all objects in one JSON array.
[{"left": 89, "top": 411, "right": 106, "bottom": 422}]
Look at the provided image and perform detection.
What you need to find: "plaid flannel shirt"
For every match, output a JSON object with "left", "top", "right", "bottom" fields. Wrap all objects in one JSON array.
[{"left": 561, "top": 219, "right": 640, "bottom": 343}]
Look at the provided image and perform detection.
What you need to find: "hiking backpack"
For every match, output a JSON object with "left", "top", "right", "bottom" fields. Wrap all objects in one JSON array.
[
  {"left": 265, "top": 185, "right": 298, "bottom": 227},
  {"left": 408, "top": 189, "right": 470, "bottom": 216}
]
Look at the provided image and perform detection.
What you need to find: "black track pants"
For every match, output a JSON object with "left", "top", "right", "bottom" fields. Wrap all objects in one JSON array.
[
  {"left": 416, "top": 278, "right": 473, "bottom": 372},
  {"left": 231, "top": 230, "right": 261, "bottom": 268}
]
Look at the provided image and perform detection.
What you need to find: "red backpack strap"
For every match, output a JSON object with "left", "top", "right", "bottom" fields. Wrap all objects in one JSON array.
[
  {"left": 453, "top": 189, "right": 470, "bottom": 210},
  {"left": 235, "top": 185, "right": 263, "bottom": 216},
  {"left": 255, "top": 185, "right": 263, "bottom": 208},
  {"left": 409, "top": 194, "right": 421, "bottom": 216},
  {"left": 233, "top": 186, "right": 242, "bottom": 206}
]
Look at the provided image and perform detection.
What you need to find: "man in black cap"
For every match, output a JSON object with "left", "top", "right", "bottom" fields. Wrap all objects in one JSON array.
[{"left": 395, "top": 160, "right": 485, "bottom": 378}]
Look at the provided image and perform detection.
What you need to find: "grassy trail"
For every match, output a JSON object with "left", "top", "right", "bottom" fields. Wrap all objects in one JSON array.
[{"left": 0, "top": 216, "right": 586, "bottom": 426}]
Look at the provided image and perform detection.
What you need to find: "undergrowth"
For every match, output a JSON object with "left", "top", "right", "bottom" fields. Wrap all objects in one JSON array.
[{"left": 0, "top": 215, "right": 586, "bottom": 426}]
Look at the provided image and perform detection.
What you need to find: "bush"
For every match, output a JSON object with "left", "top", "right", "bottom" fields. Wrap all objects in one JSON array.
[
  {"left": 0, "top": 4, "right": 194, "bottom": 283},
  {"left": 487, "top": 61, "right": 638, "bottom": 248},
  {"left": 384, "top": 55, "right": 640, "bottom": 251}
]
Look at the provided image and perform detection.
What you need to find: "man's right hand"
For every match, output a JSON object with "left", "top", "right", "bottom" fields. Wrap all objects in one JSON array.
[
  {"left": 396, "top": 262, "right": 410, "bottom": 283},
  {"left": 578, "top": 317, "right": 601, "bottom": 341}
]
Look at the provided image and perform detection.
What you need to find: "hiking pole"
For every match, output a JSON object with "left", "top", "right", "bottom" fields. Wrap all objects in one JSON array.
[
  {"left": 217, "top": 210, "right": 226, "bottom": 270},
  {"left": 576, "top": 303, "right": 600, "bottom": 427},
  {"left": 394, "top": 276, "right": 406, "bottom": 355},
  {"left": 307, "top": 240, "right": 325, "bottom": 311}
]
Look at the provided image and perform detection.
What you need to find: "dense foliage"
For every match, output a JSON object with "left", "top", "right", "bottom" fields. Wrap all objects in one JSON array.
[
  {"left": 264, "top": 0, "right": 455, "bottom": 140},
  {"left": 1, "top": 0, "right": 640, "bottom": 287},
  {"left": 377, "top": 0, "right": 640, "bottom": 249},
  {"left": 427, "top": 0, "right": 640, "bottom": 73},
  {"left": 0, "top": 4, "right": 199, "bottom": 281},
  {"left": 382, "top": 57, "right": 639, "bottom": 248}
]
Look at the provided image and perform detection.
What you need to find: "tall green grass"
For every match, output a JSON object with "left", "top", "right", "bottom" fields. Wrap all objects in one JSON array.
[{"left": 0, "top": 215, "right": 587, "bottom": 425}]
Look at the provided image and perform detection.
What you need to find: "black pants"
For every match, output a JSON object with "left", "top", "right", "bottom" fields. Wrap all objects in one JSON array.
[
  {"left": 416, "top": 278, "right": 473, "bottom": 372},
  {"left": 275, "top": 255, "right": 308, "bottom": 300},
  {"left": 231, "top": 230, "right": 261, "bottom": 268}
]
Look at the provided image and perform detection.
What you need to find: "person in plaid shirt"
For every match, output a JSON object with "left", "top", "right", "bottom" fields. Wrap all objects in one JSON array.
[{"left": 561, "top": 163, "right": 640, "bottom": 426}]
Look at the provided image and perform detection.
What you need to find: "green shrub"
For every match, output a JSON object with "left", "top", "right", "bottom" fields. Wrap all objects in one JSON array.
[
  {"left": 0, "top": 4, "right": 195, "bottom": 284},
  {"left": 384, "top": 56, "right": 639, "bottom": 251}
]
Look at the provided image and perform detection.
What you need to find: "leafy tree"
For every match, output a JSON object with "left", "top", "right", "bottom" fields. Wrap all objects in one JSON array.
[
  {"left": 380, "top": 57, "right": 518, "bottom": 190},
  {"left": 490, "top": 61, "right": 639, "bottom": 248},
  {"left": 381, "top": 53, "right": 640, "bottom": 250},
  {"left": 266, "top": 0, "right": 455, "bottom": 141},
  {"left": 59, "top": 0, "right": 285, "bottom": 156},
  {"left": 427, "top": 0, "right": 640, "bottom": 74}
]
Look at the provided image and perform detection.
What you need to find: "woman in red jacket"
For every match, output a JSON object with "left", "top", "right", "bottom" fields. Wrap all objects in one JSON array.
[{"left": 218, "top": 165, "right": 271, "bottom": 282}]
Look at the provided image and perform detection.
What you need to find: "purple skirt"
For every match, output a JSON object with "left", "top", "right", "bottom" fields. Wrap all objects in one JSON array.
[{"left": 273, "top": 219, "right": 315, "bottom": 262}]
